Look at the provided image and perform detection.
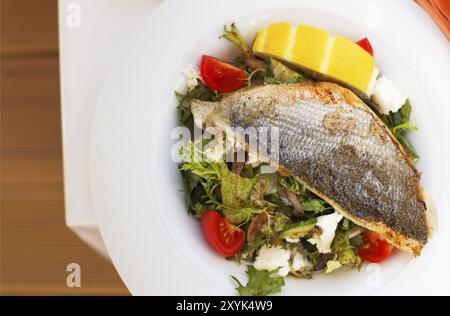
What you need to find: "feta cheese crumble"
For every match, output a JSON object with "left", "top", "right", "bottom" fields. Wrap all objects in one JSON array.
[
  {"left": 182, "top": 65, "right": 201, "bottom": 91},
  {"left": 291, "top": 253, "right": 312, "bottom": 271},
  {"left": 253, "top": 245, "right": 291, "bottom": 277},
  {"left": 371, "top": 76, "right": 407, "bottom": 114},
  {"left": 308, "top": 212, "right": 343, "bottom": 253}
]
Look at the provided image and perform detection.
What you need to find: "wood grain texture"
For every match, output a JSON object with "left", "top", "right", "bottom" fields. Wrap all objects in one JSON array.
[{"left": 1, "top": 0, "right": 129, "bottom": 295}]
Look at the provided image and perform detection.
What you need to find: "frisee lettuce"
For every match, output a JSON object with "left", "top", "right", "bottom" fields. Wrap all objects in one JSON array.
[{"left": 178, "top": 140, "right": 223, "bottom": 214}]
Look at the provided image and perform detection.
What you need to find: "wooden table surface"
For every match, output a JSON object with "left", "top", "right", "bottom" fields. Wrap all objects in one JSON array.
[{"left": 1, "top": 0, "right": 129, "bottom": 295}]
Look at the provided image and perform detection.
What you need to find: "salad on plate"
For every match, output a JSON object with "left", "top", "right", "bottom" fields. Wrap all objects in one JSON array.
[{"left": 175, "top": 22, "right": 435, "bottom": 296}]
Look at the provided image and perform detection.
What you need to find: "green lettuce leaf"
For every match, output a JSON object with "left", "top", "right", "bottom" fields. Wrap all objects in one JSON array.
[
  {"left": 381, "top": 99, "right": 419, "bottom": 162},
  {"left": 175, "top": 79, "right": 221, "bottom": 124},
  {"left": 278, "top": 176, "right": 305, "bottom": 195},
  {"left": 232, "top": 265, "right": 285, "bottom": 296},
  {"left": 221, "top": 163, "right": 260, "bottom": 223},
  {"left": 301, "top": 198, "right": 327, "bottom": 214},
  {"left": 221, "top": 163, "right": 257, "bottom": 207},
  {"left": 325, "top": 260, "right": 342, "bottom": 274},
  {"left": 279, "top": 176, "right": 332, "bottom": 215},
  {"left": 233, "top": 236, "right": 266, "bottom": 263},
  {"left": 331, "top": 228, "right": 362, "bottom": 268}
]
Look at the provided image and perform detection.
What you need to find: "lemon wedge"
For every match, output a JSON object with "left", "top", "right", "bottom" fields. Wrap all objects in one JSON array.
[{"left": 253, "top": 23, "right": 378, "bottom": 99}]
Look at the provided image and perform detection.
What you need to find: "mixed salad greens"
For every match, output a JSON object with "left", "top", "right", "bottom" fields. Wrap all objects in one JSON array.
[{"left": 175, "top": 23, "right": 418, "bottom": 296}]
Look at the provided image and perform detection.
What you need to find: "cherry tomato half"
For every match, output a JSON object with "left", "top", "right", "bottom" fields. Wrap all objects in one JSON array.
[
  {"left": 358, "top": 231, "right": 394, "bottom": 263},
  {"left": 355, "top": 37, "right": 374, "bottom": 56},
  {"left": 200, "top": 55, "right": 248, "bottom": 93},
  {"left": 201, "top": 210, "right": 245, "bottom": 257}
]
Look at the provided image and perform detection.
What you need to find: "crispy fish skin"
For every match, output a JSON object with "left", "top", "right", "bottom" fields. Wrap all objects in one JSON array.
[{"left": 191, "top": 82, "right": 435, "bottom": 256}]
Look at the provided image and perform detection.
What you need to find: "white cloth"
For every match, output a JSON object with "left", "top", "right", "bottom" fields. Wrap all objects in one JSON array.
[{"left": 59, "top": 0, "right": 163, "bottom": 258}]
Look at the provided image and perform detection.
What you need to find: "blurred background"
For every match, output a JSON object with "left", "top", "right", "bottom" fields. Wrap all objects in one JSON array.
[{"left": 0, "top": 0, "right": 129, "bottom": 295}]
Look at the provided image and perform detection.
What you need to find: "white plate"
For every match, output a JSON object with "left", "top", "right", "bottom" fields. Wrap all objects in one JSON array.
[{"left": 90, "top": 0, "right": 450, "bottom": 295}]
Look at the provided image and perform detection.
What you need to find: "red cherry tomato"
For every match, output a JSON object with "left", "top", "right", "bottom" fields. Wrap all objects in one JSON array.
[
  {"left": 358, "top": 231, "right": 394, "bottom": 263},
  {"left": 201, "top": 210, "right": 245, "bottom": 257},
  {"left": 200, "top": 55, "right": 248, "bottom": 93},
  {"left": 355, "top": 37, "right": 374, "bottom": 56}
]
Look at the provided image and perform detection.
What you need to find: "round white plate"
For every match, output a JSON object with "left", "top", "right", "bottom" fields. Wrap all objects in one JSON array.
[{"left": 90, "top": 0, "right": 450, "bottom": 295}]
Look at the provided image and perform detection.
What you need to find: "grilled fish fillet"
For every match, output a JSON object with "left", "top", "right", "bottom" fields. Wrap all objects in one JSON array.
[{"left": 191, "top": 82, "right": 436, "bottom": 256}]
